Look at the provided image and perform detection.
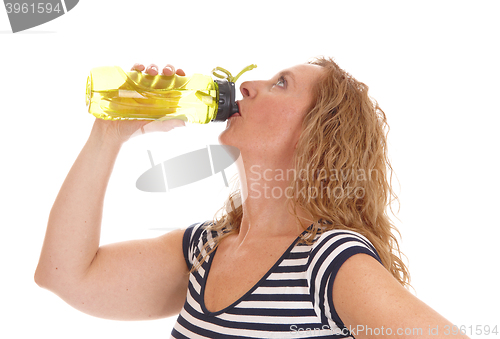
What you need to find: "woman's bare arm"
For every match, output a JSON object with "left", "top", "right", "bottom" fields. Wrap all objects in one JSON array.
[
  {"left": 35, "top": 86, "right": 189, "bottom": 320},
  {"left": 35, "top": 64, "right": 188, "bottom": 320},
  {"left": 333, "top": 254, "right": 470, "bottom": 339}
]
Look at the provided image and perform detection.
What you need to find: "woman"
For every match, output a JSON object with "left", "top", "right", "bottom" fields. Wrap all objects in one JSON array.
[{"left": 35, "top": 57, "right": 469, "bottom": 338}]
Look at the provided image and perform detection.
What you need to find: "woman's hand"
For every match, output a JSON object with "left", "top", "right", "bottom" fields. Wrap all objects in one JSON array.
[
  {"left": 90, "top": 63, "right": 187, "bottom": 145},
  {"left": 132, "top": 62, "right": 186, "bottom": 77}
]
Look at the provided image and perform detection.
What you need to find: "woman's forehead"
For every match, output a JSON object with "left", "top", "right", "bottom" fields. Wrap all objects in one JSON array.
[{"left": 275, "top": 64, "right": 325, "bottom": 81}]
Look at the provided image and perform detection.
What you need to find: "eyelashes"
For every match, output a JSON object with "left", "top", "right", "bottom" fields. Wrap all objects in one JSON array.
[{"left": 274, "top": 75, "right": 287, "bottom": 88}]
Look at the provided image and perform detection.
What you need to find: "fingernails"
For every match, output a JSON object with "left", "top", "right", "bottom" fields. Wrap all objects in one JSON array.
[
  {"left": 131, "top": 63, "right": 140, "bottom": 71},
  {"left": 163, "top": 66, "right": 174, "bottom": 76}
]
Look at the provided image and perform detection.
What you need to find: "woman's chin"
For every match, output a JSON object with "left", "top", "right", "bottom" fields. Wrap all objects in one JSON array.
[{"left": 218, "top": 130, "right": 232, "bottom": 146}]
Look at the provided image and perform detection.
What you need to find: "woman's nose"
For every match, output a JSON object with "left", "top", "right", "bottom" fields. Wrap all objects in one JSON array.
[{"left": 240, "top": 81, "right": 256, "bottom": 98}]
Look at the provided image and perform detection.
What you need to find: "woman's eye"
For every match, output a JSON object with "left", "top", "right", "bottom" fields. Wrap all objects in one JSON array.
[{"left": 275, "top": 76, "right": 286, "bottom": 88}]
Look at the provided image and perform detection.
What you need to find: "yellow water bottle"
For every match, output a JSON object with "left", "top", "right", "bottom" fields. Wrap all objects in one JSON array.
[{"left": 85, "top": 64, "right": 256, "bottom": 123}]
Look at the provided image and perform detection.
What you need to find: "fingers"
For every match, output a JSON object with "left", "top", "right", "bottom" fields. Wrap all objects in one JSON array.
[
  {"left": 131, "top": 63, "right": 145, "bottom": 72},
  {"left": 131, "top": 63, "right": 185, "bottom": 76},
  {"left": 162, "top": 64, "right": 185, "bottom": 76},
  {"left": 128, "top": 119, "right": 186, "bottom": 139},
  {"left": 162, "top": 64, "right": 175, "bottom": 76},
  {"left": 140, "top": 119, "right": 186, "bottom": 134},
  {"left": 131, "top": 63, "right": 159, "bottom": 75},
  {"left": 146, "top": 64, "right": 159, "bottom": 76}
]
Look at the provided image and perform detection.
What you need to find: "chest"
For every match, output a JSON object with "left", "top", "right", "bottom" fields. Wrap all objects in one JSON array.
[{"left": 203, "top": 239, "right": 293, "bottom": 313}]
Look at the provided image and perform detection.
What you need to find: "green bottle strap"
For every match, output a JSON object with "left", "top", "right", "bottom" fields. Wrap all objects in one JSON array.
[{"left": 211, "top": 64, "right": 257, "bottom": 83}]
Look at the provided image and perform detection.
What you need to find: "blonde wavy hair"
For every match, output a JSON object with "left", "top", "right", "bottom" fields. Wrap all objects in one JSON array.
[{"left": 195, "top": 56, "right": 410, "bottom": 287}]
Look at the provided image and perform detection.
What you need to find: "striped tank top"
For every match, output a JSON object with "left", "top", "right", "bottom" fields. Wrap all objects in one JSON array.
[{"left": 171, "top": 222, "right": 382, "bottom": 338}]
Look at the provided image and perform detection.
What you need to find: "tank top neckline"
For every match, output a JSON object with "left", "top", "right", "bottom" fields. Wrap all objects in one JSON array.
[{"left": 200, "top": 228, "right": 309, "bottom": 316}]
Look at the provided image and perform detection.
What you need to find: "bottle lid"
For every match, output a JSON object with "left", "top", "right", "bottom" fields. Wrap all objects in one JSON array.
[
  {"left": 213, "top": 80, "right": 238, "bottom": 121},
  {"left": 211, "top": 64, "right": 257, "bottom": 122}
]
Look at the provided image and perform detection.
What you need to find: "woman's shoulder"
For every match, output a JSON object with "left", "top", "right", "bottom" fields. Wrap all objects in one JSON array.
[
  {"left": 183, "top": 220, "right": 218, "bottom": 248},
  {"left": 182, "top": 221, "right": 228, "bottom": 266},
  {"left": 305, "top": 227, "right": 381, "bottom": 265},
  {"left": 314, "top": 227, "right": 375, "bottom": 246}
]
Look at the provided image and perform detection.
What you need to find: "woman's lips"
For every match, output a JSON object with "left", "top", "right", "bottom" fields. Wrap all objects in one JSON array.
[
  {"left": 236, "top": 101, "right": 242, "bottom": 116},
  {"left": 228, "top": 101, "right": 242, "bottom": 120}
]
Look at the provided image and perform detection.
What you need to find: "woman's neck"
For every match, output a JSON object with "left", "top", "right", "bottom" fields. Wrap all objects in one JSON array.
[{"left": 233, "top": 154, "right": 312, "bottom": 244}]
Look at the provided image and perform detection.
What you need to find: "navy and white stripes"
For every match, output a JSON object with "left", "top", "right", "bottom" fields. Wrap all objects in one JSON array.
[{"left": 171, "top": 222, "right": 382, "bottom": 338}]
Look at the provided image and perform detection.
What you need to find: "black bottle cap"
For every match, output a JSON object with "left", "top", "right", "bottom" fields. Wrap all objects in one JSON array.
[{"left": 213, "top": 80, "right": 239, "bottom": 122}]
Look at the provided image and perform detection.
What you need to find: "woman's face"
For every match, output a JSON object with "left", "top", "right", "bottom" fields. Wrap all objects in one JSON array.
[{"left": 219, "top": 64, "right": 324, "bottom": 165}]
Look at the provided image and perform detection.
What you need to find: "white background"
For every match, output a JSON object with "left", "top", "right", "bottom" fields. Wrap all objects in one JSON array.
[{"left": 1, "top": 0, "right": 499, "bottom": 337}]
